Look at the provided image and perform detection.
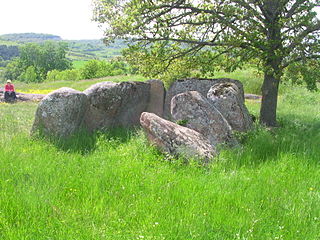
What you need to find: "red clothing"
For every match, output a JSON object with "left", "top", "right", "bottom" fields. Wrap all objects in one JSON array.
[{"left": 5, "top": 84, "right": 15, "bottom": 92}]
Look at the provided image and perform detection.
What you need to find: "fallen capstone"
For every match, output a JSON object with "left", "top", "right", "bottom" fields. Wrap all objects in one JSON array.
[
  {"left": 31, "top": 87, "right": 88, "bottom": 138},
  {"left": 171, "top": 91, "right": 234, "bottom": 146},
  {"left": 207, "top": 82, "right": 253, "bottom": 132},
  {"left": 84, "top": 81, "right": 150, "bottom": 131},
  {"left": 0, "top": 89, "right": 46, "bottom": 102},
  {"left": 146, "top": 79, "right": 165, "bottom": 117},
  {"left": 164, "top": 78, "right": 244, "bottom": 119},
  {"left": 16, "top": 92, "right": 46, "bottom": 101},
  {"left": 140, "top": 112, "right": 217, "bottom": 162}
]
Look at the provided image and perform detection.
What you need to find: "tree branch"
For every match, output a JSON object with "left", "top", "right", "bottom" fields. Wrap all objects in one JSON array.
[{"left": 282, "top": 54, "right": 320, "bottom": 69}]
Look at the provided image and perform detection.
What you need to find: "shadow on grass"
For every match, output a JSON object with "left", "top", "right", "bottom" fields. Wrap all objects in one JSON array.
[
  {"left": 220, "top": 115, "right": 320, "bottom": 169},
  {"left": 35, "top": 127, "right": 138, "bottom": 155}
]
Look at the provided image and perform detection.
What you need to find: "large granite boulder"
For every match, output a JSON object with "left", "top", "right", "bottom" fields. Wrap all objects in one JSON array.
[
  {"left": 140, "top": 112, "right": 216, "bottom": 162},
  {"left": 164, "top": 78, "right": 244, "bottom": 119},
  {"left": 84, "top": 81, "right": 150, "bottom": 131},
  {"left": 207, "top": 82, "right": 253, "bottom": 132},
  {"left": 171, "top": 91, "right": 234, "bottom": 146},
  {"left": 146, "top": 79, "right": 165, "bottom": 117},
  {"left": 31, "top": 87, "right": 88, "bottom": 138}
]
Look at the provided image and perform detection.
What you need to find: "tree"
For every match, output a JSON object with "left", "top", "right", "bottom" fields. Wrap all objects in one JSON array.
[
  {"left": 3, "top": 58, "right": 24, "bottom": 80},
  {"left": 4, "top": 41, "right": 72, "bottom": 82},
  {"left": 19, "top": 41, "right": 71, "bottom": 80},
  {"left": 93, "top": 0, "right": 320, "bottom": 126},
  {"left": 19, "top": 66, "right": 38, "bottom": 83}
]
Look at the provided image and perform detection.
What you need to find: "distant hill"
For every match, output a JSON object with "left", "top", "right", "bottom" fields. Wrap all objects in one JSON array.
[
  {"left": 0, "top": 33, "right": 127, "bottom": 62},
  {"left": 67, "top": 39, "right": 126, "bottom": 60},
  {"left": 1, "top": 33, "right": 62, "bottom": 43}
]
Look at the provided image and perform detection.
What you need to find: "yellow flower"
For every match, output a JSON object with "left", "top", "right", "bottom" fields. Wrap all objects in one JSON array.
[{"left": 21, "top": 89, "right": 52, "bottom": 94}]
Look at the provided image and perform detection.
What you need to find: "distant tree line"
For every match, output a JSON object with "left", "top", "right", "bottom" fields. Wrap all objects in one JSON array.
[
  {"left": 1, "top": 41, "right": 134, "bottom": 83},
  {"left": 1, "top": 33, "right": 61, "bottom": 43},
  {"left": 0, "top": 45, "right": 19, "bottom": 61},
  {"left": 46, "top": 59, "right": 135, "bottom": 81},
  {"left": 3, "top": 41, "right": 71, "bottom": 82}
]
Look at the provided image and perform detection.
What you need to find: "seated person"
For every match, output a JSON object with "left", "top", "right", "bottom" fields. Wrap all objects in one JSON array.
[{"left": 4, "top": 80, "right": 17, "bottom": 101}]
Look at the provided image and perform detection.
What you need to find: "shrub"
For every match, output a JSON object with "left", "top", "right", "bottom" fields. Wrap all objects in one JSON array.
[{"left": 18, "top": 66, "right": 39, "bottom": 83}]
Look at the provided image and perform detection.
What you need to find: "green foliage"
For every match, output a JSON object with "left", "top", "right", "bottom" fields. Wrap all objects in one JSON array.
[
  {"left": 3, "top": 41, "right": 71, "bottom": 82},
  {"left": 80, "top": 59, "right": 133, "bottom": 80},
  {"left": 0, "top": 45, "right": 19, "bottom": 61},
  {"left": 3, "top": 58, "right": 22, "bottom": 80},
  {"left": 123, "top": 44, "right": 196, "bottom": 87},
  {"left": 46, "top": 69, "right": 81, "bottom": 81},
  {"left": 94, "top": 0, "right": 320, "bottom": 125},
  {"left": 284, "top": 60, "right": 320, "bottom": 91},
  {"left": 18, "top": 66, "right": 38, "bottom": 83},
  {"left": 81, "top": 59, "right": 102, "bottom": 79},
  {"left": 94, "top": 0, "right": 320, "bottom": 80},
  {"left": 176, "top": 119, "right": 188, "bottom": 127}
]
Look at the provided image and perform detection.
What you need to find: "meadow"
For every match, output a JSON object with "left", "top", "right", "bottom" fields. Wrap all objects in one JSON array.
[{"left": 0, "top": 73, "right": 319, "bottom": 239}]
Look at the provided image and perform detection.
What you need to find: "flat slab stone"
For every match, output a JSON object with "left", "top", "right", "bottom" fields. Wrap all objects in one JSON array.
[
  {"left": 140, "top": 112, "right": 217, "bottom": 163},
  {"left": 171, "top": 91, "right": 234, "bottom": 146},
  {"left": 164, "top": 78, "right": 244, "bottom": 119},
  {"left": 207, "top": 82, "right": 253, "bottom": 132},
  {"left": 84, "top": 81, "right": 150, "bottom": 131}
]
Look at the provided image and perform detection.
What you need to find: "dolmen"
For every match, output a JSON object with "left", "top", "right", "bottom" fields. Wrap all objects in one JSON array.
[
  {"left": 31, "top": 80, "right": 165, "bottom": 137},
  {"left": 31, "top": 78, "right": 253, "bottom": 164}
]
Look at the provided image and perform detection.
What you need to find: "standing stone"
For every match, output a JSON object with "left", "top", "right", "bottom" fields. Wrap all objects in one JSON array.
[
  {"left": 164, "top": 78, "right": 244, "bottom": 119},
  {"left": 171, "top": 91, "right": 234, "bottom": 146},
  {"left": 84, "top": 81, "right": 150, "bottom": 131},
  {"left": 146, "top": 79, "right": 165, "bottom": 117},
  {"left": 31, "top": 87, "right": 88, "bottom": 138},
  {"left": 140, "top": 112, "right": 217, "bottom": 162},
  {"left": 207, "top": 82, "right": 253, "bottom": 132}
]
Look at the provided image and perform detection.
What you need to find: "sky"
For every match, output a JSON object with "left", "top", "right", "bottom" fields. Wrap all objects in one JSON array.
[{"left": 0, "top": 0, "right": 104, "bottom": 40}]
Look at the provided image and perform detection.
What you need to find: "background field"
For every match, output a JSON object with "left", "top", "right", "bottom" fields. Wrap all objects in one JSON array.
[
  {"left": 0, "top": 74, "right": 319, "bottom": 239},
  {"left": 0, "top": 33, "right": 125, "bottom": 62}
]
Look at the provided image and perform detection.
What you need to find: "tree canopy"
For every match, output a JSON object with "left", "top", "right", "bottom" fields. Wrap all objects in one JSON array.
[
  {"left": 4, "top": 41, "right": 71, "bottom": 82},
  {"left": 94, "top": 0, "right": 320, "bottom": 126}
]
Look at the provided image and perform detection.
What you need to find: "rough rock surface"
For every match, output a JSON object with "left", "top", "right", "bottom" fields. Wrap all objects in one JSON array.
[
  {"left": 207, "top": 82, "right": 253, "bottom": 132},
  {"left": 171, "top": 91, "right": 234, "bottom": 145},
  {"left": 84, "top": 81, "right": 150, "bottom": 131},
  {"left": 31, "top": 87, "right": 88, "bottom": 138},
  {"left": 146, "top": 79, "right": 165, "bottom": 117},
  {"left": 140, "top": 112, "right": 216, "bottom": 162},
  {"left": 164, "top": 78, "right": 244, "bottom": 119}
]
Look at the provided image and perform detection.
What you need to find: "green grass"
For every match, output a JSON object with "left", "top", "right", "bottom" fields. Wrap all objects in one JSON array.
[
  {"left": 0, "top": 76, "right": 320, "bottom": 239},
  {"left": 212, "top": 68, "right": 263, "bottom": 95},
  {"left": 72, "top": 60, "right": 88, "bottom": 69}
]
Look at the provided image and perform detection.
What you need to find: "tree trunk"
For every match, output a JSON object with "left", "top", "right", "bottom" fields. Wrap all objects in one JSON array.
[
  {"left": 259, "top": 1, "right": 283, "bottom": 127},
  {"left": 260, "top": 71, "right": 280, "bottom": 127}
]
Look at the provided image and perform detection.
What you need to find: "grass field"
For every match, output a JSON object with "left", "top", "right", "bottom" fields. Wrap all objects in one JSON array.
[
  {"left": 72, "top": 60, "right": 88, "bottom": 69},
  {"left": 0, "top": 75, "right": 319, "bottom": 239}
]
